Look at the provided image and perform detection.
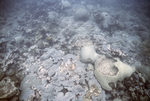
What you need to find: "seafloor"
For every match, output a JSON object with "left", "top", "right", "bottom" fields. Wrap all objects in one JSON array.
[{"left": 0, "top": 0, "right": 150, "bottom": 101}]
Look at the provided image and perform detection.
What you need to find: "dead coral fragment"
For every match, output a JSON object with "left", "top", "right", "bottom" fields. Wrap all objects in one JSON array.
[
  {"left": 83, "top": 85, "right": 101, "bottom": 101},
  {"left": 89, "top": 85, "right": 101, "bottom": 96},
  {"left": 0, "top": 77, "right": 18, "bottom": 99},
  {"left": 59, "top": 58, "right": 76, "bottom": 72}
]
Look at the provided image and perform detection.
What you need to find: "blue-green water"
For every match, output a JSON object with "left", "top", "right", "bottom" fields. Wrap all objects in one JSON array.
[{"left": 0, "top": 0, "right": 150, "bottom": 101}]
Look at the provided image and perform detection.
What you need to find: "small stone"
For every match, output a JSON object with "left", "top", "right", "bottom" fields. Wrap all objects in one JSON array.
[
  {"left": 140, "top": 95, "right": 150, "bottom": 101},
  {"left": 138, "top": 73, "right": 145, "bottom": 83},
  {"left": 10, "top": 96, "right": 19, "bottom": 101},
  {"left": 0, "top": 71, "right": 5, "bottom": 81},
  {"left": 83, "top": 92, "right": 92, "bottom": 101},
  {"left": 6, "top": 68, "right": 16, "bottom": 77},
  {"left": 90, "top": 85, "right": 101, "bottom": 96},
  {"left": 37, "top": 40, "right": 44, "bottom": 49},
  {"left": 121, "top": 91, "right": 130, "bottom": 101},
  {"left": 129, "top": 87, "right": 135, "bottom": 92},
  {"left": 117, "top": 81, "right": 125, "bottom": 90},
  {"left": 14, "top": 36, "right": 24, "bottom": 44},
  {"left": 83, "top": 84, "right": 101, "bottom": 101},
  {"left": 111, "top": 89, "right": 117, "bottom": 97},
  {"left": 119, "top": 91, "right": 124, "bottom": 96},
  {"left": 113, "top": 98, "right": 122, "bottom": 101},
  {"left": 24, "top": 39, "right": 32, "bottom": 47},
  {"left": 87, "top": 64, "right": 94, "bottom": 71},
  {"left": 131, "top": 92, "right": 138, "bottom": 100},
  {"left": 139, "top": 82, "right": 144, "bottom": 86}
]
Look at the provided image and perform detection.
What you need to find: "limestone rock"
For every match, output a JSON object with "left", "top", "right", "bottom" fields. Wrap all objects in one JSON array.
[{"left": 37, "top": 40, "right": 44, "bottom": 49}]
